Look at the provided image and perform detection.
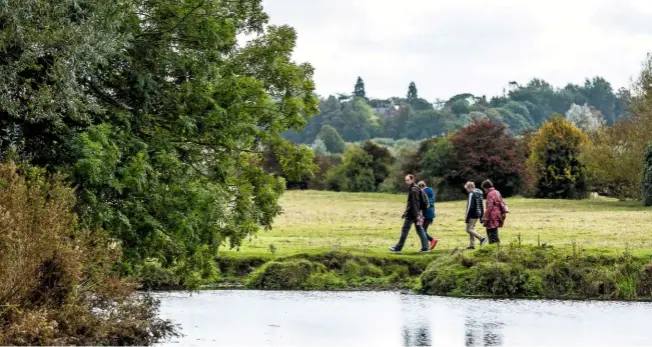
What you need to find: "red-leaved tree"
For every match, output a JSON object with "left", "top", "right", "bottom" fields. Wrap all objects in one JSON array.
[{"left": 448, "top": 120, "right": 525, "bottom": 197}]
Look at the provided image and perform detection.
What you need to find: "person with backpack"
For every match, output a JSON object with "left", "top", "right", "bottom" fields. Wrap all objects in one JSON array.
[
  {"left": 481, "top": 179, "right": 508, "bottom": 244},
  {"left": 389, "top": 174, "right": 430, "bottom": 253},
  {"left": 418, "top": 181, "right": 438, "bottom": 250},
  {"left": 464, "top": 182, "right": 487, "bottom": 249}
]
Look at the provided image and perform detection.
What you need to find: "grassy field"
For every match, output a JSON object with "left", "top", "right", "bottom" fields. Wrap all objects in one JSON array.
[{"left": 222, "top": 190, "right": 652, "bottom": 258}]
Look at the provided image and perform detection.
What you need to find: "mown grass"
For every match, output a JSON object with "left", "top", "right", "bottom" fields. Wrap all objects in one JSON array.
[{"left": 223, "top": 190, "right": 652, "bottom": 258}]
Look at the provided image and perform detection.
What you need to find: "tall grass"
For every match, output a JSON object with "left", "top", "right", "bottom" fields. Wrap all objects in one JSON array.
[{"left": 0, "top": 163, "right": 176, "bottom": 345}]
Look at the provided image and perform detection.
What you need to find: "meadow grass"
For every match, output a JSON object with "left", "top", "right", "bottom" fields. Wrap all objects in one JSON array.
[{"left": 222, "top": 190, "right": 652, "bottom": 258}]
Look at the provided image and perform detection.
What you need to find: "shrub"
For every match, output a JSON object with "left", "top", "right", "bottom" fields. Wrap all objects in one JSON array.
[
  {"left": 527, "top": 115, "right": 589, "bottom": 199},
  {"left": 245, "top": 259, "right": 327, "bottom": 290},
  {"left": 0, "top": 163, "right": 175, "bottom": 345},
  {"left": 308, "top": 154, "right": 342, "bottom": 190},
  {"left": 448, "top": 120, "right": 525, "bottom": 197}
]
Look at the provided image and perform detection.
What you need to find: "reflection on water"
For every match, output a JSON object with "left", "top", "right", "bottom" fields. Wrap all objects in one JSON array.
[
  {"left": 154, "top": 290, "right": 652, "bottom": 347},
  {"left": 464, "top": 317, "right": 503, "bottom": 347}
]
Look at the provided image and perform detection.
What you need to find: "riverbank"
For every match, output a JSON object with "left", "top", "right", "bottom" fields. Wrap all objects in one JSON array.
[
  {"left": 142, "top": 190, "right": 652, "bottom": 300},
  {"left": 207, "top": 244, "right": 652, "bottom": 300}
]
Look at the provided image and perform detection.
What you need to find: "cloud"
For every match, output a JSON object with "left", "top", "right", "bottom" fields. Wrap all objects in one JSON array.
[{"left": 263, "top": 0, "right": 652, "bottom": 100}]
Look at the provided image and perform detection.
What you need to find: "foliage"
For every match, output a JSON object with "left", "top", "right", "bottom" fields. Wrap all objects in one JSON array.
[
  {"left": 527, "top": 116, "right": 589, "bottom": 199},
  {"left": 340, "top": 98, "right": 379, "bottom": 141},
  {"left": 327, "top": 148, "right": 375, "bottom": 192},
  {"left": 447, "top": 121, "right": 525, "bottom": 197},
  {"left": 404, "top": 109, "right": 461, "bottom": 140},
  {"left": 327, "top": 142, "right": 394, "bottom": 192},
  {"left": 451, "top": 99, "right": 470, "bottom": 115},
  {"left": 0, "top": 0, "right": 319, "bottom": 280},
  {"left": 420, "top": 136, "right": 454, "bottom": 183},
  {"left": 0, "top": 163, "right": 175, "bottom": 345},
  {"left": 309, "top": 155, "right": 342, "bottom": 190},
  {"left": 566, "top": 103, "right": 603, "bottom": 132},
  {"left": 360, "top": 141, "right": 395, "bottom": 187},
  {"left": 318, "top": 125, "right": 347, "bottom": 154},
  {"left": 311, "top": 138, "right": 329, "bottom": 155},
  {"left": 580, "top": 123, "right": 642, "bottom": 199},
  {"left": 642, "top": 144, "right": 652, "bottom": 206}
]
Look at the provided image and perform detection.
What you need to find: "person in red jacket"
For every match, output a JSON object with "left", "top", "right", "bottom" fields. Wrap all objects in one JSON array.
[{"left": 481, "top": 179, "right": 506, "bottom": 244}]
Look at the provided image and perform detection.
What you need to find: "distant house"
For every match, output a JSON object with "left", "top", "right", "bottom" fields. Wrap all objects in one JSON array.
[{"left": 372, "top": 102, "right": 400, "bottom": 118}]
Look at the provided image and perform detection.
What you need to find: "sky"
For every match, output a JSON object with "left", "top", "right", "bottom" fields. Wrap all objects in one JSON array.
[{"left": 261, "top": 0, "right": 652, "bottom": 101}]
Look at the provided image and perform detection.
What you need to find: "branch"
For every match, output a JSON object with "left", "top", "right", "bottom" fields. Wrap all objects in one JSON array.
[
  {"left": 86, "top": 81, "right": 134, "bottom": 111},
  {"left": 136, "top": 1, "right": 206, "bottom": 38}
]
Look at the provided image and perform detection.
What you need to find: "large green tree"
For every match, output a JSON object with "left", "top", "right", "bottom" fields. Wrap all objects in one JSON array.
[{"left": 0, "top": 0, "right": 318, "bottom": 281}]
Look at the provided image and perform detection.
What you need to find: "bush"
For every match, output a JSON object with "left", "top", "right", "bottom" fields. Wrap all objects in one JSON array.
[
  {"left": 642, "top": 144, "right": 652, "bottom": 206},
  {"left": 308, "top": 154, "right": 342, "bottom": 190},
  {"left": 527, "top": 115, "right": 589, "bottom": 199},
  {"left": 245, "top": 259, "right": 327, "bottom": 290},
  {"left": 0, "top": 163, "right": 175, "bottom": 345}
]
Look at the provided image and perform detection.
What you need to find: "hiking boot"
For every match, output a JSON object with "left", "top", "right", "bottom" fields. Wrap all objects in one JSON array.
[
  {"left": 430, "top": 238, "right": 438, "bottom": 250},
  {"left": 480, "top": 238, "right": 487, "bottom": 246},
  {"left": 418, "top": 248, "right": 431, "bottom": 253},
  {"left": 389, "top": 247, "right": 401, "bottom": 253},
  {"left": 466, "top": 246, "right": 475, "bottom": 250}
]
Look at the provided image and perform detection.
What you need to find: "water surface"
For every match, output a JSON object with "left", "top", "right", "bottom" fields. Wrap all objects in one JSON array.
[{"left": 156, "top": 290, "right": 652, "bottom": 346}]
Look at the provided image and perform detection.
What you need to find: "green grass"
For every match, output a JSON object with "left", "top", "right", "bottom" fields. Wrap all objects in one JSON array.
[{"left": 223, "top": 190, "right": 652, "bottom": 258}]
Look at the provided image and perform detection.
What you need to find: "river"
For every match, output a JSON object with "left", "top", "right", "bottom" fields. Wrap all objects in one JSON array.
[{"left": 155, "top": 290, "right": 652, "bottom": 346}]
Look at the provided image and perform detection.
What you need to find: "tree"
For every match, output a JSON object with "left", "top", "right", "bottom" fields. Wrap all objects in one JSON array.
[
  {"left": 311, "top": 138, "right": 328, "bottom": 155},
  {"left": 326, "top": 147, "right": 376, "bottom": 192},
  {"left": 581, "top": 122, "right": 645, "bottom": 199},
  {"left": 451, "top": 99, "right": 470, "bottom": 115},
  {"left": 318, "top": 125, "right": 347, "bottom": 154},
  {"left": 421, "top": 136, "right": 454, "bottom": 180},
  {"left": 354, "top": 77, "right": 367, "bottom": 99},
  {"left": 448, "top": 121, "right": 525, "bottom": 197},
  {"left": 0, "top": 0, "right": 318, "bottom": 280},
  {"left": 361, "top": 141, "right": 395, "bottom": 187},
  {"left": 642, "top": 144, "right": 652, "bottom": 206},
  {"left": 527, "top": 115, "right": 589, "bottom": 199},
  {"left": 581, "top": 77, "right": 616, "bottom": 125},
  {"left": 404, "top": 109, "right": 461, "bottom": 140},
  {"left": 340, "top": 98, "right": 379, "bottom": 141},
  {"left": 407, "top": 82, "right": 418, "bottom": 100},
  {"left": 565, "top": 103, "right": 603, "bottom": 132},
  {"left": 615, "top": 87, "right": 633, "bottom": 120}
]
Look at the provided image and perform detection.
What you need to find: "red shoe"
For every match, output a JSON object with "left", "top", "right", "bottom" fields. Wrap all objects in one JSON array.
[{"left": 430, "top": 239, "right": 438, "bottom": 250}]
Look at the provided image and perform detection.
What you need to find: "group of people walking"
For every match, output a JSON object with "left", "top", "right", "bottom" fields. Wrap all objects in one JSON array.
[{"left": 389, "top": 174, "right": 508, "bottom": 253}]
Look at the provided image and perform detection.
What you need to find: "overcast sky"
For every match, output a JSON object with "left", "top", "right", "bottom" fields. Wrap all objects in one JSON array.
[{"left": 262, "top": 0, "right": 652, "bottom": 101}]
